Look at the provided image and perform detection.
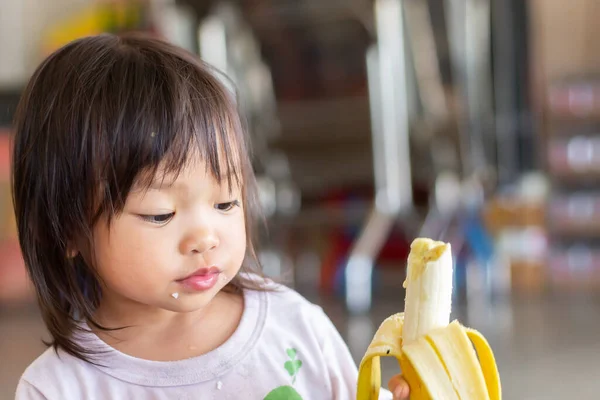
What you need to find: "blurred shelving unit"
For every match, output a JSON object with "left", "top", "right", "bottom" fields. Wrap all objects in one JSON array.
[
  {"left": 544, "top": 79, "right": 600, "bottom": 291},
  {"left": 529, "top": 0, "right": 600, "bottom": 292}
]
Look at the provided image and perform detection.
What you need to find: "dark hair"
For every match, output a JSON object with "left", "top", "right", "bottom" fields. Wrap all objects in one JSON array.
[{"left": 11, "top": 33, "right": 268, "bottom": 363}]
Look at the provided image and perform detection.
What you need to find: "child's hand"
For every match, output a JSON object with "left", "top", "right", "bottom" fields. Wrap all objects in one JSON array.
[{"left": 388, "top": 374, "right": 410, "bottom": 400}]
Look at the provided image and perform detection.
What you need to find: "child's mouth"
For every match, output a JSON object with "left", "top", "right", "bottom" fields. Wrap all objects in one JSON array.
[{"left": 176, "top": 267, "right": 221, "bottom": 291}]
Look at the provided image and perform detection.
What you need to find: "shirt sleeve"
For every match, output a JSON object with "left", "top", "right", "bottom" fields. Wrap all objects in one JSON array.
[
  {"left": 313, "top": 306, "right": 394, "bottom": 400},
  {"left": 15, "top": 379, "right": 48, "bottom": 400}
]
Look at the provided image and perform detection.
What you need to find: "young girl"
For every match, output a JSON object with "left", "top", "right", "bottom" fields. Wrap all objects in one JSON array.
[{"left": 12, "top": 33, "right": 409, "bottom": 400}]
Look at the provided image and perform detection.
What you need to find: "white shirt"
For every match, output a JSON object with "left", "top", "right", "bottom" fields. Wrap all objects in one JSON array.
[{"left": 16, "top": 281, "right": 392, "bottom": 399}]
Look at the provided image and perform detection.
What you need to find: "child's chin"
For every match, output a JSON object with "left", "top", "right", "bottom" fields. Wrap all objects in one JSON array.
[{"left": 164, "top": 293, "right": 218, "bottom": 313}]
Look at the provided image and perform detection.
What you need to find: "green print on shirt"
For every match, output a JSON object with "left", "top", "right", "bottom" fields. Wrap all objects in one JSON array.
[{"left": 263, "top": 348, "right": 304, "bottom": 400}]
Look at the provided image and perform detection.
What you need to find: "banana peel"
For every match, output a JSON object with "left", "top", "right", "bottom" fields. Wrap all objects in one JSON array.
[
  {"left": 357, "top": 317, "right": 501, "bottom": 400},
  {"left": 357, "top": 313, "right": 404, "bottom": 399}
]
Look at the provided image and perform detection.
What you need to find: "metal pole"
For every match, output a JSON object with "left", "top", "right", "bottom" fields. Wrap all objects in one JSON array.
[
  {"left": 492, "top": 0, "right": 519, "bottom": 185},
  {"left": 345, "top": 0, "right": 413, "bottom": 314},
  {"left": 445, "top": 0, "right": 495, "bottom": 178},
  {"left": 465, "top": 0, "right": 495, "bottom": 176}
]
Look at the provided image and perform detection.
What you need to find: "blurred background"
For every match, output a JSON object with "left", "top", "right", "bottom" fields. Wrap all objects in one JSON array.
[{"left": 1, "top": 0, "right": 600, "bottom": 398}]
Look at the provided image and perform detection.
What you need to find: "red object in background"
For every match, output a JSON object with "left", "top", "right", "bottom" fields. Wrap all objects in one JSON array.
[
  {"left": 0, "top": 130, "right": 11, "bottom": 180},
  {"left": 318, "top": 225, "right": 410, "bottom": 293},
  {"left": 0, "top": 239, "right": 30, "bottom": 302},
  {"left": 0, "top": 240, "right": 31, "bottom": 304},
  {"left": 319, "top": 227, "right": 347, "bottom": 293},
  {"left": 0, "top": 130, "right": 33, "bottom": 304},
  {"left": 379, "top": 230, "right": 410, "bottom": 265},
  {"left": 316, "top": 189, "right": 411, "bottom": 292}
]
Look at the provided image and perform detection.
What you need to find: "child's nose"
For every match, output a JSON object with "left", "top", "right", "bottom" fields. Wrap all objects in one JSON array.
[{"left": 180, "top": 227, "right": 219, "bottom": 255}]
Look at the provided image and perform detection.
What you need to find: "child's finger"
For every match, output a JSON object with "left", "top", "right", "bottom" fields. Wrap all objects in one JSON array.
[{"left": 388, "top": 374, "right": 410, "bottom": 400}]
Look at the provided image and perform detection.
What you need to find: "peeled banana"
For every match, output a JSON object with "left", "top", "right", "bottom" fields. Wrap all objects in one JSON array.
[{"left": 356, "top": 238, "right": 501, "bottom": 400}]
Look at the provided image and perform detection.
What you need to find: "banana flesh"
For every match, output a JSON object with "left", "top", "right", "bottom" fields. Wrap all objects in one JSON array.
[
  {"left": 402, "top": 239, "right": 453, "bottom": 344},
  {"left": 356, "top": 238, "right": 501, "bottom": 400}
]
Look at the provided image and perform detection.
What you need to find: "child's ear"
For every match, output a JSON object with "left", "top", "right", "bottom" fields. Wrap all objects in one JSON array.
[{"left": 66, "top": 245, "right": 79, "bottom": 259}]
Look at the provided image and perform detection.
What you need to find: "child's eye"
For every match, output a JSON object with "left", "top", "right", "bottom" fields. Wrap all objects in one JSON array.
[
  {"left": 215, "top": 200, "right": 240, "bottom": 212},
  {"left": 139, "top": 212, "right": 175, "bottom": 224}
]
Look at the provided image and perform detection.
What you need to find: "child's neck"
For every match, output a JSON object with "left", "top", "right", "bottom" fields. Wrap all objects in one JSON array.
[{"left": 91, "top": 291, "right": 244, "bottom": 361}]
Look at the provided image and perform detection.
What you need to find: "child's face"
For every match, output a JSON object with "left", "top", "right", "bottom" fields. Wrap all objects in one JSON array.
[{"left": 90, "top": 156, "right": 246, "bottom": 315}]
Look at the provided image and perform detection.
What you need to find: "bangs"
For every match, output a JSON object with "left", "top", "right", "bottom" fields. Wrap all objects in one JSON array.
[{"left": 85, "top": 36, "right": 246, "bottom": 216}]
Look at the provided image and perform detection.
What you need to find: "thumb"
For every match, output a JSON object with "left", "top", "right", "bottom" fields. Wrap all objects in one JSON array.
[{"left": 388, "top": 374, "right": 410, "bottom": 400}]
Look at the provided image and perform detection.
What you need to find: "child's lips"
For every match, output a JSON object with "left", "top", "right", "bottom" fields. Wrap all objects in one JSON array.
[{"left": 176, "top": 267, "right": 220, "bottom": 291}]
